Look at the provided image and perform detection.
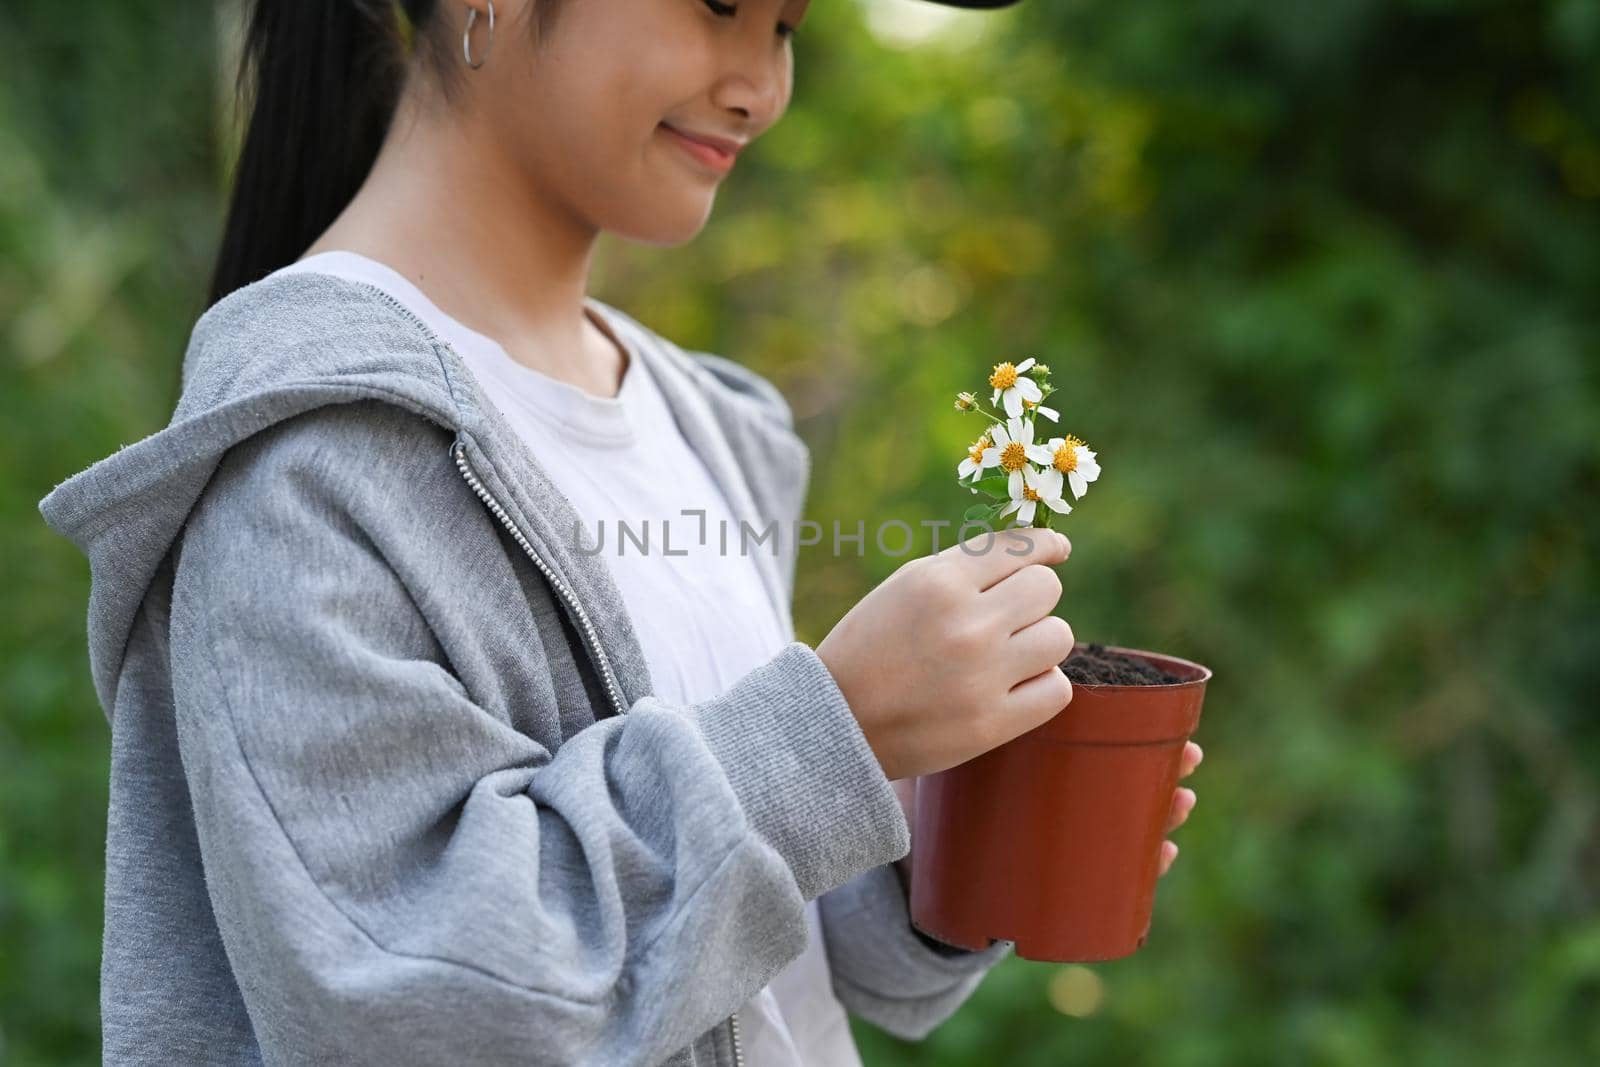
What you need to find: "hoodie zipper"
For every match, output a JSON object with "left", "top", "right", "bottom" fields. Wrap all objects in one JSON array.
[
  {"left": 337, "top": 266, "right": 741, "bottom": 1065},
  {"left": 450, "top": 438, "right": 625, "bottom": 720},
  {"left": 449, "top": 438, "right": 744, "bottom": 1067}
]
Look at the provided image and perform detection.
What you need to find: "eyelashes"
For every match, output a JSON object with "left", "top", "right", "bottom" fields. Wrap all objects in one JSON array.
[{"left": 701, "top": 0, "right": 800, "bottom": 40}]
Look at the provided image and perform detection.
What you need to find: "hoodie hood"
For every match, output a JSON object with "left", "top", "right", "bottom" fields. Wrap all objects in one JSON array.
[{"left": 38, "top": 270, "right": 809, "bottom": 725}]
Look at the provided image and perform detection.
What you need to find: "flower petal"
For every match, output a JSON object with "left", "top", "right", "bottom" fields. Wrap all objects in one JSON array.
[
  {"left": 1004, "top": 390, "right": 1022, "bottom": 418},
  {"left": 1019, "top": 379, "right": 1042, "bottom": 402},
  {"left": 1019, "top": 499, "right": 1037, "bottom": 524},
  {"left": 1045, "top": 497, "right": 1072, "bottom": 514},
  {"left": 1008, "top": 468, "right": 1023, "bottom": 498},
  {"left": 1037, "top": 405, "right": 1059, "bottom": 422},
  {"left": 1025, "top": 443, "right": 1054, "bottom": 465},
  {"left": 1068, "top": 469, "right": 1087, "bottom": 499},
  {"left": 1016, "top": 357, "right": 1035, "bottom": 373}
]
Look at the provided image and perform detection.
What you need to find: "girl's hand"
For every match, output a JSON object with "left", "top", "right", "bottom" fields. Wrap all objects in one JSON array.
[
  {"left": 1158, "top": 741, "right": 1203, "bottom": 877},
  {"left": 819, "top": 526, "right": 1076, "bottom": 782}
]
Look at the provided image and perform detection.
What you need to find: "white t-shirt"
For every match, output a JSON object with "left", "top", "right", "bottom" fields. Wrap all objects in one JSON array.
[{"left": 269, "top": 251, "right": 862, "bottom": 1067}]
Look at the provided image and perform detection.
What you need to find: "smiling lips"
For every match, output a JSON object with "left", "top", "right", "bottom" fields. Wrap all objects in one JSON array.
[{"left": 660, "top": 123, "right": 740, "bottom": 174}]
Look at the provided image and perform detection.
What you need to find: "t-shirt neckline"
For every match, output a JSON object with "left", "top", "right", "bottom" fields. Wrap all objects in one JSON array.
[{"left": 284, "top": 249, "right": 645, "bottom": 449}]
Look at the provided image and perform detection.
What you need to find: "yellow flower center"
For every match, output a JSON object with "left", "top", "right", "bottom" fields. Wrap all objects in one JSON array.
[
  {"left": 1052, "top": 435, "right": 1086, "bottom": 474},
  {"left": 1022, "top": 484, "right": 1040, "bottom": 502},
  {"left": 967, "top": 435, "right": 990, "bottom": 463},
  {"left": 989, "top": 362, "right": 1019, "bottom": 390},
  {"left": 1001, "top": 441, "right": 1028, "bottom": 471},
  {"left": 1022, "top": 396, "right": 1037, "bottom": 409}
]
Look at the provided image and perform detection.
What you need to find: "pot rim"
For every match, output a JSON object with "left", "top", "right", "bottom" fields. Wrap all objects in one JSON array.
[{"left": 1067, "top": 643, "right": 1213, "bottom": 690}]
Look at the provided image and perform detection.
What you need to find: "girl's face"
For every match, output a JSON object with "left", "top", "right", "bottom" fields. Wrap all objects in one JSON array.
[{"left": 451, "top": 0, "right": 810, "bottom": 246}]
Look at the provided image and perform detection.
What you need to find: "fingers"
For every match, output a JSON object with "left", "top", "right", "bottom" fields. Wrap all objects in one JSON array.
[
  {"left": 1165, "top": 787, "right": 1195, "bottom": 832},
  {"left": 1159, "top": 749, "right": 1202, "bottom": 877},
  {"left": 998, "top": 663, "right": 1074, "bottom": 737},
  {"left": 1179, "top": 741, "right": 1203, "bottom": 778},
  {"left": 943, "top": 526, "right": 1070, "bottom": 593},
  {"left": 981, "top": 559, "right": 1068, "bottom": 637},
  {"left": 1004, "top": 613, "right": 1076, "bottom": 685}
]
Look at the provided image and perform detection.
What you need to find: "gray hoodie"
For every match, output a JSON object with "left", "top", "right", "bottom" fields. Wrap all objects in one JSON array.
[{"left": 37, "top": 270, "right": 1012, "bottom": 1066}]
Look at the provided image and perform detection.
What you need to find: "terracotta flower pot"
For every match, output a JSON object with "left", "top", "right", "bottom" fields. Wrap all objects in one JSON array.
[{"left": 908, "top": 643, "right": 1212, "bottom": 962}]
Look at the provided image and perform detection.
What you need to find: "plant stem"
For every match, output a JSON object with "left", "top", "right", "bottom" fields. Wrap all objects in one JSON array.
[{"left": 972, "top": 400, "right": 1007, "bottom": 423}]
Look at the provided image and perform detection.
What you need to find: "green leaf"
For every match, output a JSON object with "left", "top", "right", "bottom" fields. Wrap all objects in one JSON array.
[
  {"left": 970, "top": 475, "right": 1011, "bottom": 499},
  {"left": 964, "top": 501, "right": 1003, "bottom": 522}
]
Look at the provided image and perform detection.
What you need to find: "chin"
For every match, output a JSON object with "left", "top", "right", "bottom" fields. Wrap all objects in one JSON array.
[{"left": 611, "top": 195, "right": 717, "bottom": 248}]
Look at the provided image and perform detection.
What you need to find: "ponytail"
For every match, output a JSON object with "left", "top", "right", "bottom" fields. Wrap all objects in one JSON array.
[
  {"left": 206, "top": 1, "right": 568, "bottom": 309},
  {"left": 207, "top": 1, "right": 431, "bottom": 308}
]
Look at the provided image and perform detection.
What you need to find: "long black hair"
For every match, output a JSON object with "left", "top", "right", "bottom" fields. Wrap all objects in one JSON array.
[{"left": 206, "top": 0, "right": 562, "bottom": 309}]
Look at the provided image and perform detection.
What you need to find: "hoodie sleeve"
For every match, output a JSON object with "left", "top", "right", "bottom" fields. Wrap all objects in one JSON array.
[
  {"left": 818, "top": 862, "right": 1013, "bottom": 1041},
  {"left": 682, "top": 349, "right": 1015, "bottom": 1034},
  {"left": 165, "top": 403, "right": 910, "bottom": 1066}
]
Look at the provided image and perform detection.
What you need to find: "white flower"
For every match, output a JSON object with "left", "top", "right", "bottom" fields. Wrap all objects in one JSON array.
[
  {"left": 957, "top": 431, "right": 998, "bottom": 482},
  {"left": 980, "top": 417, "right": 1055, "bottom": 499},
  {"left": 989, "top": 358, "right": 1044, "bottom": 419},
  {"left": 999, "top": 465, "right": 1073, "bottom": 526},
  {"left": 1044, "top": 434, "right": 1101, "bottom": 499}
]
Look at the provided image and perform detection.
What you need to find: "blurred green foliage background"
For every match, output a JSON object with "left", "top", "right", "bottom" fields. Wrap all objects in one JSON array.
[{"left": 3, "top": 0, "right": 1597, "bottom": 1063}]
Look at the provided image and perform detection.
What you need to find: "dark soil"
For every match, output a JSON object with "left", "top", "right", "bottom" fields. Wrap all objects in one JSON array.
[{"left": 1060, "top": 643, "right": 1185, "bottom": 685}]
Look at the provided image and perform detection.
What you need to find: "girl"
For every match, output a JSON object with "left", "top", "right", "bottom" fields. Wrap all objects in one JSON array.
[{"left": 37, "top": 0, "right": 1200, "bottom": 1063}]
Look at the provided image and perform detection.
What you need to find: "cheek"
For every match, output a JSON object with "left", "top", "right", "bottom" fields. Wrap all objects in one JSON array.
[
  {"left": 523, "top": 79, "right": 664, "bottom": 205},
  {"left": 634, "top": 42, "right": 721, "bottom": 121},
  {"left": 580, "top": 1, "right": 716, "bottom": 124},
  {"left": 515, "top": 58, "right": 636, "bottom": 169},
  {"left": 555, "top": 51, "right": 712, "bottom": 158}
]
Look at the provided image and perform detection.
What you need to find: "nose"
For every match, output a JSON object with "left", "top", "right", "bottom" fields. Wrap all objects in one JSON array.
[{"left": 709, "top": 26, "right": 791, "bottom": 133}]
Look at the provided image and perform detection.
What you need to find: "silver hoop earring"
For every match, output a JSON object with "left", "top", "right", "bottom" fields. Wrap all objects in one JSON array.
[{"left": 463, "top": 1, "right": 495, "bottom": 70}]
